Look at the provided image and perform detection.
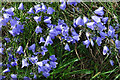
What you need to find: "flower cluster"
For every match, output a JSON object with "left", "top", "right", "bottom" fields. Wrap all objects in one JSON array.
[{"left": 1, "top": 1, "right": 119, "bottom": 79}]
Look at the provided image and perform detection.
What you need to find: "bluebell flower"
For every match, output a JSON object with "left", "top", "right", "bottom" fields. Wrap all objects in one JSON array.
[
  {"left": 3, "top": 13, "right": 11, "bottom": 19},
  {"left": 38, "top": 66, "right": 43, "bottom": 73},
  {"left": 35, "top": 26, "right": 42, "bottom": 34},
  {"left": 115, "top": 40, "right": 120, "bottom": 49},
  {"left": 41, "top": 46, "right": 48, "bottom": 56},
  {"left": 73, "top": 19, "right": 77, "bottom": 28},
  {"left": 11, "top": 61, "right": 17, "bottom": 66},
  {"left": 83, "top": 39, "right": 90, "bottom": 48},
  {"left": 41, "top": 3, "right": 47, "bottom": 13},
  {"left": 97, "top": 22, "right": 106, "bottom": 31},
  {"left": 44, "top": 36, "right": 53, "bottom": 46},
  {"left": 11, "top": 74, "right": 17, "bottom": 80},
  {"left": 3, "top": 68, "right": 10, "bottom": 73},
  {"left": 27, "top": 7, "right": 34, "bottom": 14},
  {"left": 110, "top": 60, "right": 114, "bottom": 66},
  {"left": 108, "top": 25, "right": 115, "bottom": 38},
  {"left": 29, "top": 44, "right": 36, "bottom": 53},
  {"left": 34, "top": 74, "right": 37, "bottom": 79},
  {"left": 1, "top": 18, "right": 10, "bottom": 26},
  {"left": 9, "top": 24, "right": 24, "bottom": 37},
  {"left": 10, "top": 19, "right": 18, "bottom": 28},
  {"left": 5, "top": 7, "right": 14, "bottom": 16},
  {"left": 100, "top": 31, "right": 107, "bottom": 39},
  {"left": 24, "top": 76, "right": 30, "bottom": 80},
  {"left": 94, "top": 7, "right": 104, "bottom": 16},
  {"left": 34, "top": 4, "right": 41, "bottom": 13},
  {"left": 86, "top": 32, "right": 91, "bottom": 39},
  {"left": 75, "top": 17, "right": 84, "bottom": 26},
  {"left": 60, "top": 2, "right": 66, "bottom": 10},
  {"left": 29, "top": 56, "right": 38, "bottom": 64},
  {"left": 21, "top": 58, "right": 29, "bottom": 68},
  {"left": 42, "top": 72, "right": 50, "bottom": 78},
  {"left": 33, "top": 52, "right": 40, "bottom": 55},
  {"left": 103, "top": 46, "right": 109, "bottom": 55},
  {"left": 0, "top": 7, "right": 5, "bottom": 13},
  {"left": 42, "top": 63, "right": 51, "bottom": 72},
  {"left": 46, "top": 23, "right": 53, "bottom": 29},
  {"left": 91, "top": 16, "right": 101, "bottom": 23},
  {"left": 42, "top": 59, "right": 49, "bottom": 64},
  {"left": 0, "top": 62, "right": 2, "bottom": 67},
  {"left": 49, "top": 55, "right": 57, "bottom": 62},
  {"left": 44, "top": 16, "right": 51, "bottom": 24},
  {"left": 67, "top": 0, "right": 78, "bottom": 6},
  {"left": 18, "top": 3, "right": 24, "bottom": 10},
  {"left": 34, "top": 16, "right": 42, "bottom": 23},
  {"left": 64, "top": 43, "right": 70, "bottom": 51},
  {"left": 102, "top": 17, "right": 108, "bottom": 24},
  {"left": 55, "top": 25, "right": 62, "bottom": 31},
  {"left": 66, "top": 36, "right": 73, "bottom": 43},
  {"left": 36, "top": 61, "right": 43, "bottom": 67},
  {"left": 47, "top": 7, "right": 55, "bottom": 14},
  {"left": 61, "top": 24, "right": 69, "bottom": 36},
  {"left": 96, "top": 37, "right": 102, "bottom": 46},
  {"left": 70, "top": 27, "right": 80, "bottom": 41},
  {"left": 87, "top": 22, "right": 95, "bottom": 30},
  {"left": 41, "top": 46, "right": 48, "bottom": 52},
  {"left": 39, "top": 37, "right": 45, "bottom": 44},
  {"left": 73, "top": 36, "right": 80, "bottom": 42},
  {"left": 83, "top": 16, "right": 88, "bottom": 24},
  {"left": 49, "top": 28, "right": 59, "bottom": 39},
  {"left": 14, "top": 17, "right": 20, "bottom": 20},
  {"left": 25, "top": 17, "right": 30, "bottom": 19},
  {"left": 50, "top": 61, "right": 58, "bottom": 68},
  {"left": 0, "top": 48, "right": 4, "bottom": 54},
  {"left": 58, "top": 19, "right": 64, "bottom": 25},
  {"left": 90, "top": 39, "right": 94, "bottom": 47},
  {"left": 0, "top": 76, "right": 6, "bottom": 79},
  {"left": 16, "top": 46, "right": 24, "bottom": 54}
]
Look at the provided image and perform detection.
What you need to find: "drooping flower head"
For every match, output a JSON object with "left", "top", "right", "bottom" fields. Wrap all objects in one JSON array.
[
  {"left": 47, "top": 7, "right": 55, "bottom": 14},
  {"left": 94, "top": 7, "right": 104, "bottom": 16},
  {"left": 103, "top": 46, "right": 109, "bottom": 55},
  {"left": 110, "top": 60, "right": 114, "bottom": 66},
  {"left": 29, "top": 44, "right": 36, "bottom": 53},
  {"left": 29, "top": 56, "right": 38, "bottom": 65},
  {"left": 60, "top": 2, "right": 66, "bottom": 10},
  {"left": 49, "top": 55, "right": 57, "bottom": 62},
  {"left": 91, "top": 16, "right": 101, "bottom": 23},
  {"left": 35, "top": 26, "right": 43, "bottom": 34},
  {"left": 44, "top": 36, "right": 53, "bottom": 46},
  {"left": 21, "top": 58, "right": 29, "bottom": 68},
  {"left": 27, "top": 7, "right": 34, "bottom": 14},
  {"left": 83, "top": 39, "right": 90, "bottom": 48},
  {"left": 39, "top": 37, "right": 45, "bottom": 44},
  {"left": 115, "top": 40, "right": 120, "bottom": 49},
  {"left": 44, "top": 16, "right": 51, "bottom": 24},
  {"left": 3, "top": 68, "right": 10, "bottom": 73},
  {"left": 87, "top": 22, "right": 95, "bottom": 30},
  {"left": 16, "top": 46, "right": 24, "bottom": 54},
  {"left": 34, "top": 4, "right": 41, "bottom": 13},
  {"left": 102, "top": 17, "right": 108, "bottom": 24},
  {"left": 34, "top": 16, "right": 42, "bottom": 23},
  {"left": 5, "top": 7, "right": 14, "bottom": 16},
  {"left": 75, "top": 17, "right": 84, "bottom": 26},
  {"left": 18, "top": 3, "right": 24, "bottom": 10},
  {"left": 96, "top": 37, "right": 102, "bottom": 46},
  {"left": 11, "top": 74, "right": 17, "bottom": 80},
  {"left": 64, "top": 43, "right": 70, "bottom": 51},
  {"left": 41, "top": 3, "right": 47, "bottom": 13}
]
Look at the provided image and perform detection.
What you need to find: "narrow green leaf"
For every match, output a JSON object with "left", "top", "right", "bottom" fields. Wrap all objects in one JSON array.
[{"left": 64, "top": 69, "right": 93, "bottom": 75}]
